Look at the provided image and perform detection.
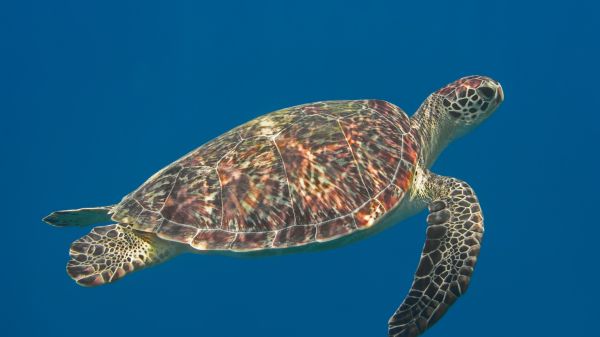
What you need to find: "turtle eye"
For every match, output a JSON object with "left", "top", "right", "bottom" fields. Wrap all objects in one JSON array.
[{"left": 477, "top": 86, "right": 495, "bottom": 100}]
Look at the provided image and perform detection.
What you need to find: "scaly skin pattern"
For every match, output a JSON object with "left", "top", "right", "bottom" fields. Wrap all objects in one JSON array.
[
  {"left": 112, "top": 100, "right": 419, "bottom": 252},
  {"left": 66, "top": 224, "right": 180, "bottom": 286},
  {"left": 436, "top": 75, "right": 503, "bottom": 124},
  {"left": 388, "top": 170, "right": 484, "bottom": 337}
]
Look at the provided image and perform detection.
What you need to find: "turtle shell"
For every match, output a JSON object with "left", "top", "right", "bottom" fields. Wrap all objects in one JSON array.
[{"left": 112, "top": 100, "right": 419, "bottom": 252}]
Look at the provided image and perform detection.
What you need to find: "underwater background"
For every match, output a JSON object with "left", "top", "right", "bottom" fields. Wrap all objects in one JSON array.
[{"left": 2, "top": 1, "right": 599, "bottom": 336}]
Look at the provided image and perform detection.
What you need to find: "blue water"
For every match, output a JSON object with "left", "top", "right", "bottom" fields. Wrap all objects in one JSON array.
[{"left": 2, "top": 1, "right": 598, "bottom": 336}]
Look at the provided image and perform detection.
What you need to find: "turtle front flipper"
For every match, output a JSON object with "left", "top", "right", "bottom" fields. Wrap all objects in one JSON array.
[
  {"left": 388, "top": 172, "right": 484, "bottom": 337},
  {"left": 67, "top": 224, "right": 182, "bottom": 286},
  {"left": 43, "top": 206, "right": 113, "bottom": 227}
]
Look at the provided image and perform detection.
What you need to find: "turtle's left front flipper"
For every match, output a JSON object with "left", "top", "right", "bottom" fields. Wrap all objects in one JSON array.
[{"left": 388, "top": 173, "right": 484, "bottom": 337}]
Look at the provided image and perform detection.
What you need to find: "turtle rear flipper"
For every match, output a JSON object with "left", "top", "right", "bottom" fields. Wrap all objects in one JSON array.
[
  {"left": 67, "top": 224, "right": 181, "bottom": 286},
  {"left": 388, "top": 172, "right": 484, "bottom": 337},
  {"left": 43, "top": 206, "right": 113, "bottom": 227}
]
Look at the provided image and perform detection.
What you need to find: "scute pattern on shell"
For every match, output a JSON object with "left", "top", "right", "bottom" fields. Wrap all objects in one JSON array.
[{"left": 111, "top": 100, "right": 419, "bottom": 251}]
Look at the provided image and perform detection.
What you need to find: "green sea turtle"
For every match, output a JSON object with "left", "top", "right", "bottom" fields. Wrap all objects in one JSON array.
[{"left": 44, "top": 75, "right": 503, "bottom": 337}]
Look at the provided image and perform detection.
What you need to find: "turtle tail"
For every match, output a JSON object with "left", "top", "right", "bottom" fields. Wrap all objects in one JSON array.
[
  {"left": 67, "top": 224, "right": 182, "bottom": 286},
  {"left": 43, "top": 206, "right": 113, "bottom": 227}
]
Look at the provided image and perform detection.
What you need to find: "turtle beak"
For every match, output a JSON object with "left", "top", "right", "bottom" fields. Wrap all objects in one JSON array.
[{"left": 496, "top": 84, "right": 504, "bottom": 104}]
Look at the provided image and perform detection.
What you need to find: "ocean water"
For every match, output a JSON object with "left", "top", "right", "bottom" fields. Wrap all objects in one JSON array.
[{"left": 2, "top": 1, "right": 598, "bottom": 336}]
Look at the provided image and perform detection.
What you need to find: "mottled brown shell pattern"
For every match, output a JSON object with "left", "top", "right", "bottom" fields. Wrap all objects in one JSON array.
[{"left": 112, "top": 100, "right": 419, "bottom": 251}]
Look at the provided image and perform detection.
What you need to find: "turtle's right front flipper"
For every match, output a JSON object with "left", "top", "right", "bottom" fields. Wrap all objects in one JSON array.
[
  {"left": 43, "top": 206, "right": 113, "bottom": 227},
  {"left": 388, "top": 172, "right": 484, "bottom": 337}
]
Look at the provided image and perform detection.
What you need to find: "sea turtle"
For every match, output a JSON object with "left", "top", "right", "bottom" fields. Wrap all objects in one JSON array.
[{"left": 45, "top": 75, "right": 503, "bottom": 337}]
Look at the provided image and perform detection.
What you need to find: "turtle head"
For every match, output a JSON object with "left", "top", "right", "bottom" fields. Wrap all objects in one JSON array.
[
  {"left": 414, "top": 75, "right": 504, "bottom": 167},
  {"left": 435, "top": 75, "right": 504, "bottom": 136}
]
